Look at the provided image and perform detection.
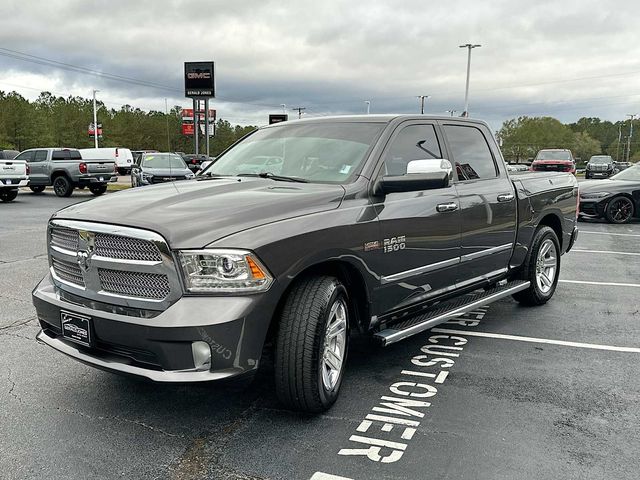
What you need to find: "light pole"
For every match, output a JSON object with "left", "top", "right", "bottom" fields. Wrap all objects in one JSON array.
[
  {"left": 459, "top": 43, "right": 481, "bottom": 117},
  {"left": 165, "top": 98, "right": 171, "bottom": 151},
  {"left": 365, "top": 100, "right": 371, "bottom": 114},
  {"left": 417, "top": 95, "right": 430, "bottom": 114},
  {"left": 626, "top": 114, "right": 637, "bottom": 162},
  {"left": 92, "top": 89, "right": 100, "bottom": 148},
  {"left": 446, "top": 109, "right": 457, "bottom": 117},
  {"left": 280, "top": 104, "right": 287, "bottom": 114}
]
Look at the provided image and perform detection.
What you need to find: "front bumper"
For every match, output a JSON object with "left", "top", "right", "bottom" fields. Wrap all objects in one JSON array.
[
  {"left": 585, "top": 170, "right": 613, "bottom": 178},
  {"left": 33, "top": 274, "right": 275, "bottom": 382},
  {"left": 579, "top": 198, "right": 606, "bottom": 217},
  {"left": 1, "top": 178, "right": 29, "bottom": 188}
]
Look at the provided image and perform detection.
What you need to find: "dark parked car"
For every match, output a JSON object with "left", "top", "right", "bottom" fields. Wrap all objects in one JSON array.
[
  {"left": 131, "top": 152, "right": 195, "bottom": 187},
  {"left": 579, "top": 164, "right": 640, "bottom": 223},
  {"left": 585, "top": 155, "right": 617, "bottom": 179},
  {"left": 531, "top": 149, "right": 576, "bottom": 174},
  {"left": 33, "top": 115, "right": 578, "bottom": 413},
  {"left": 614, "top": 161, "right": 632, "bottom": 172},
  {"left": 183, "top": 154, "right": 211, "bottom": 172}
]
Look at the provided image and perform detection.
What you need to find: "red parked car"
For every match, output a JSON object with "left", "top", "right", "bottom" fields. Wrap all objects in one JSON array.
[{"left": 530, "top": 149, "right": 576, "bottom": 174}]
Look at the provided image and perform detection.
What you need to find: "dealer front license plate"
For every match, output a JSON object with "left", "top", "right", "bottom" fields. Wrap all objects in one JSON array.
[{"left": 61, "top": 311, "right": 93, "bottom": 347}]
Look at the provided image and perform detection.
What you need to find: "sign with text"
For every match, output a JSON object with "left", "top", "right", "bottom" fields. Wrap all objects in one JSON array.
[
  {"left": 269, "top": 114, "right": 288, "bottom": 124},
  {"left": 184, "top": 62, "right": 215, "bottom": 98}
]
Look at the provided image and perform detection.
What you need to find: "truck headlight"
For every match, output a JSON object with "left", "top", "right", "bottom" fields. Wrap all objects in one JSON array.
[
  {"left": 142, "top": 173, "right": 154, "bottom": 182},
  {"left": 178, "top": 249, "right": 273, "bottom": 293}
]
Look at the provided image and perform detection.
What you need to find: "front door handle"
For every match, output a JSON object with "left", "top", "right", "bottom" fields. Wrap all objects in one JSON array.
[
  {"left": 497, "top": 193, "right": 515, "bottom": 203},
  {"left": 436, "top": 202, "right": 459, "bottom": 213}
]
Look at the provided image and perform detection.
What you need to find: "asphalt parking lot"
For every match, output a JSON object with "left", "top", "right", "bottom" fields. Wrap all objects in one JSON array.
[{"left": 1, "top": 188, "right": 639, "bottom": 480}]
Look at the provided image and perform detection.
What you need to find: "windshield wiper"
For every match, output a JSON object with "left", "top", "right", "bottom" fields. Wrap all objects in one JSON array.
[{"left": 237, "top": 172, "right": 309, "bottom": 183}]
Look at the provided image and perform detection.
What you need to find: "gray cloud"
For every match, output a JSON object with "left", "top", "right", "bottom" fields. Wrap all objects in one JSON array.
[{"left": 1, "top": 0, "right": 640, "bottom": 129}]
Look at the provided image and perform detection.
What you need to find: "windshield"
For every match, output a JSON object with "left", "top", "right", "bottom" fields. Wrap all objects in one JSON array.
[
  {"left": 589, "top": 156, "right": 612, "bottom": 163},
  {"left": 203, "top": 122, "right": 385, "bottom": 183},
  {"left": 535, "top": 150, "right": 572, "bottom": 161},
  {"left": 610, "top": 164, "right": 640, "bottom": 181},
  {"left": 142, "top": 154, "right": 186, "bottom": 169}
]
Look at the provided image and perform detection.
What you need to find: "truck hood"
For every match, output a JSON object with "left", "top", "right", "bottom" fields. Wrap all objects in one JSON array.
[
  {"left": 141, "top": 167, "right": 193, "bottom": 176},
  {"left": 52, "top": 177, "right": 346, "bottom": 248}
]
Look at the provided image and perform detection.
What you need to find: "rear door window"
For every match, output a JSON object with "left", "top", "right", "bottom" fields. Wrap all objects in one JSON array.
[
  {"left": 34, "top": 150, "right": 48, "bottom": 162},
  {"left": 443, "top": 125, "right": 498, "bottom": 181}
]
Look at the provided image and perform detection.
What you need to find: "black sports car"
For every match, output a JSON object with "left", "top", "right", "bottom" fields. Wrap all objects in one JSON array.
[{"left": 579, "top": 164, "right": 640, "bottom": 223}]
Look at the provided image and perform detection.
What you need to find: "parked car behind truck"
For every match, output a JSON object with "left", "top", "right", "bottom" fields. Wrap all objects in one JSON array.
[
  {"left": 585, "top": 155, "right": 617, "bottom": 179},
  {"left": 33, "top": 115, "right": 578, "bottom": 412},
  {"left": 14, "top": 148, "right": 116, "bottom": 197},
  {"left": 531, "top": 149, "right": 576, "bottom": 173}
]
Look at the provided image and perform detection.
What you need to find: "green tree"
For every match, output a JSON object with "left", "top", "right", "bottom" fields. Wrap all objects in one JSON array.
[
  {"left": 571, "top": 131, "right": 601, "bottom": 163},
  {"left": 497, "top": 116, "right": 574, "bottom": 163}
]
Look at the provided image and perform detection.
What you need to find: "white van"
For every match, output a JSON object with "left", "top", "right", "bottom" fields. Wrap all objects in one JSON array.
[{"left": 79, "top": 147, "right": 134, "bottom": 175}]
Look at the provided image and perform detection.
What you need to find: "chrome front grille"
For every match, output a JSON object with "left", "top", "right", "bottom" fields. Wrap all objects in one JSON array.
[
  {"left": 48, "top": 220, "right": 181, "bottom": 309},
  {"left": 51, "top": 226, "right": 79, "bottom": 252},
  {"left": 51, "top": 257, "right": 85, "bottom": 287},
  {"left": 98, "top": 268, "right": 170, "bottom": 300},
  {"left": 94, "top": 233, "right": 162, "bottom": 262}
]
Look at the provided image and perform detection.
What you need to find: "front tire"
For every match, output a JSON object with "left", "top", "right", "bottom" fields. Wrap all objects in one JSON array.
[
  {"left": 52, "top": 176, "right": 73, "bottom": 197},
  {"left": 605, "top": 196, "right": 634, "bottom": 224},
  {"left": 513, "top": 226, "right": 560, "bottom": 306},
  {"left": 275, "top": 276, "right": 349, "bottom": 413},
  {"left": 0, "top": 189, "right": 18, "bottom": 202}
]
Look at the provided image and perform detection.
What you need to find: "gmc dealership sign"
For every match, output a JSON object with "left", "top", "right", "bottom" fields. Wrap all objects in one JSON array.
[{"left": 184, "top": 62, "right": 215, "bottom": 98}]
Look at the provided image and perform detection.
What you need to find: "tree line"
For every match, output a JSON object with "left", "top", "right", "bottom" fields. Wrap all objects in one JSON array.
[
  {"left": 497, "top": 116, "right": 639, "bottom": 164},
  {"left": 0, "top": 91, "right": 257, "bottom": 155}
]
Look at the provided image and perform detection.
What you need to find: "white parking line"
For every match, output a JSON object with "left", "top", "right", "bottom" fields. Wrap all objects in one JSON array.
[
  {"left": 559, "top": 279, "right": 640, "bottom": 288},
  {"left": 430, "top": 328, "right": 640, "bottom": 353},
  {"left": 310, "top": 473, "right": 354, "bottom": 480},
  {"left": 572, "top": 249, "right": 640, "bottom": 256},
  {"left": 580, "top": 230, "right": 640, "bottom": 238}
]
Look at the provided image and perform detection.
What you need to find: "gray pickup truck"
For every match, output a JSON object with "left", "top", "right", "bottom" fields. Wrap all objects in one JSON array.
[
  {"left": 33, "top": 115, "right": 579, "bottom": 412},
  {"left": 14, "top": 148, "right": 116, "bottom": 197}
]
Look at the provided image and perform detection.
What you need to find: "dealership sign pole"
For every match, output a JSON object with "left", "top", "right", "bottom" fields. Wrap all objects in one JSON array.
[{"left": 185, "top": 62, "right": 215, "bottom": 156}]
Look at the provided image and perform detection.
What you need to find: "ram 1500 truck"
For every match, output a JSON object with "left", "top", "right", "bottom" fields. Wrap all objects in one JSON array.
[
  {"left": 0, "top": 158, "right": 29, "bottom": 202},
  {"left": 14, "top": 148, "right": 117, "bottom": 197},
  {"left": 33, "top": 115, "right": 579, "bottom": 412}
]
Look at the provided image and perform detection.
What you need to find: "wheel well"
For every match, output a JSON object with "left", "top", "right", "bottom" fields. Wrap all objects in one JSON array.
[
  {"left": 51, "top": 170, "right": 70, "bottom": 182},
  {"left": 538, "top": 214, "right": 563, "bottom": 249},
  {"left": 267, "top": 260, "right": 371, "bottom": 342}
]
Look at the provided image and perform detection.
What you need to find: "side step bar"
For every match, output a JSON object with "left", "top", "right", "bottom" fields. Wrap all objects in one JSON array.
[{"left": 374, "top": 280, "right": 530, "bottom": 346}]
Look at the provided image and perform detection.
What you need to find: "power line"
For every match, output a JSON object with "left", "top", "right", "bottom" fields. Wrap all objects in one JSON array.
[{"left": 291, "top": 106, "right": 306, "bottom": 119}]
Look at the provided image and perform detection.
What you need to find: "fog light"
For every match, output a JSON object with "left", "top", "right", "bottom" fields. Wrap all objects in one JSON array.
[{"left": 191, "top": 341, "right": 211, "bottom": 371}]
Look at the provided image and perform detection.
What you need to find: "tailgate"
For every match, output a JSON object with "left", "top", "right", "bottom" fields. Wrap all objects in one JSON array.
[
  {"left": 0, "top": 161, "right": 28, "bottom": 178},
  {"left": 85, "top": 160, "right": 115, "bottom": 175}
]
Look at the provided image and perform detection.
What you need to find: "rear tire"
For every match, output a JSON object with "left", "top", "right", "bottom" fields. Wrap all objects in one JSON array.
[
  {"left": 117, "top": 168, "right": 127, "bottom": 175},
  {"left": 274, "top": 275, "right": 349, "bottom": 413},
  {"left": 605, "top": 196, "right": 634, "bottom": 224},
  {"left": 0, "top": 189, "right": 18, "bottom": 202},
  {"left": 29, "top": 185, "right": 45, "bottom": 194},
  {"left": 512, "top": 226, "right": 560, "bottom": 306},
  {"left": 53, "top": 176, "right": 73, "bottom": 197},
  {"left": 89, "top": 184, "right": 107, "bottom": 196}
]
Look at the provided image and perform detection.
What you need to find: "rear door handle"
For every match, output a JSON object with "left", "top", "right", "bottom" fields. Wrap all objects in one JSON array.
[
  {"left": 497, "top": 193, "right": 515, "bottom": 203},
  {"left": 436, "top": 202, "right": 459, "bottom": 213}
]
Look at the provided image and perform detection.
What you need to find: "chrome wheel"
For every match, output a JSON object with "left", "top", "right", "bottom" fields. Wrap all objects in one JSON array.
[
  {"left": 535, "top": 238, "right": 557, "bottom": 294},
  {"left": 321, "top": 298, "right": 347, "bottom": 391}
]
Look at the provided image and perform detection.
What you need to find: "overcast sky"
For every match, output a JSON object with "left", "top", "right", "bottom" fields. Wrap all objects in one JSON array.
[{"left": 2, "top": 0, "right": 640, "bottom": 130}]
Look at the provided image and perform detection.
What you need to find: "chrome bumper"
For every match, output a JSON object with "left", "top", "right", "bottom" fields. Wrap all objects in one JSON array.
[{"left": 35, "top": 330, "right": 239, "bottom": 382}]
